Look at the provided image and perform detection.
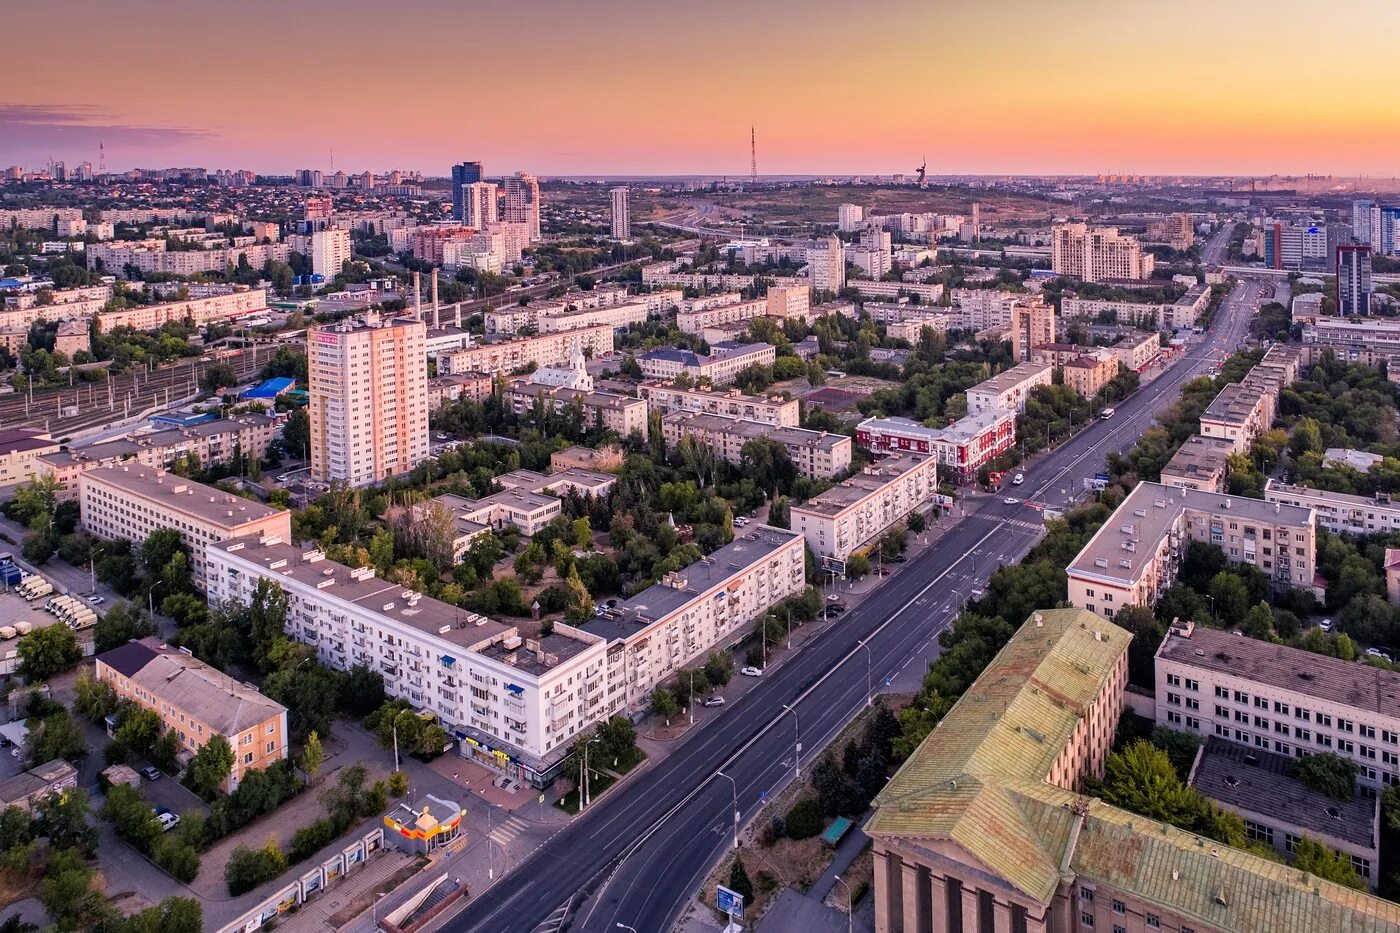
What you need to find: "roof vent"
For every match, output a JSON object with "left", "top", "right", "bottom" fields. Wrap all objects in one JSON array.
[
  {"left": 1326, "top": 806, "right": 1342, "bottom": 820},
  {"left": 1224, "top": 776, "right": 1239, "bottom": 788},
  {"left": 1033, "top": 613, "right": 1043, "bottom": 627}
]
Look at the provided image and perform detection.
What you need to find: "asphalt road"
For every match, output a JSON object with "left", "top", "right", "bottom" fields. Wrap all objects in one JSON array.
[{"left": 442, "top": 281, "right": 1260, "bottom": 933}]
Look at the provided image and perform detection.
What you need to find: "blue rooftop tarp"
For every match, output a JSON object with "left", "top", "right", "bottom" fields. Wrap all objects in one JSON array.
[{"left": 240, "top": 377, "right": 295, "bottom": 399}]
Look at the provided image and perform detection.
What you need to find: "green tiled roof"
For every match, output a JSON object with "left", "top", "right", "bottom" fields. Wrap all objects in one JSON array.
[
  {"left": 867, "top": 607, "right": 1400, "bottom": 931},
  {"left": 869, "top": 608, "right": 1129, "bottom": 900}
]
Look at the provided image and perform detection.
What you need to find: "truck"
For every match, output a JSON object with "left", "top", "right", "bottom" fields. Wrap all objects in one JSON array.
[{"left": 0, "top": 564, "right": 21, "bottom": 587}]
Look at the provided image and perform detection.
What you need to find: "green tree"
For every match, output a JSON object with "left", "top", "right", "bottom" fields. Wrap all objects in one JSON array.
[
  {"left": 16, "top": 623, "right": 81, "bottom": 680},
  {"left": 1095, "top": 740, "right": 1202, "bottom": 825},
  {"left": 845, "top": 552, "right": 871, "bottom": 579},
  {"left": 114, "top": 708, "right": 163, "bottom": 759},
  {"left": 1289, "top": 416, "right": 1324, "bottom": 458},
  {"left": 93, "top": 600, "right": 157, "bottom": 653},
  {"left": 1207, "top": 572, "right": 1250, "bottom": 625},
  {"left": 101, "top": 782, "right": 162, "bottom": 853},
  {"left": 300, "top": 731, "right": 324, "bottom": 784},
  {"left": 1293, "top": 835, "right": 1366, "bottom": 889},
  {"left": 73, "top": 669, "right": 119, "bottom": 723},
  {"left": 650, "top": 687, "right": 679, "bottom": 719},
  {"left": 727, "top": 851, "right": 754, "bottom": 904},
  {"left": 188, "top": 734, "right": 235, "bottom": 797},
  {"left": 571, "top": 517, "right": 593, "bottom": 550},
  {"left": 1291, "top": 753, "right": 1358, "bottom": 801},
  {"left": 202, "top": 363, "right": 237, "bottom": 394},
  {"left": 1241, "top": 601, "right": 1275, "bottom": 640}
]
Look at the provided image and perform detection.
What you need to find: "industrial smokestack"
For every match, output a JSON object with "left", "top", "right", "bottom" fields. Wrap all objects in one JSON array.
[
  {"left": 412, "top": 271, "right": 422, "bottom": 319},
  {"left": 431, "top": 269, "right": 440, "bottom": 328}
]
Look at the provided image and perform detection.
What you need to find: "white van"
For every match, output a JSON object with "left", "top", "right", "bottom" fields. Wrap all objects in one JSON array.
[{"left": 1100, "top": 408, "right": 1116, "bottom": 420}]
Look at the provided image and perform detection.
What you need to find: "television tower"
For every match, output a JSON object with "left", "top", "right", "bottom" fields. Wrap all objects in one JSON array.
[
  {"left": 99, "top": 141, "right": 105, "bottom": 174},
  {"left": 750, "top": 126, "right": 757, "bottom": 184}
]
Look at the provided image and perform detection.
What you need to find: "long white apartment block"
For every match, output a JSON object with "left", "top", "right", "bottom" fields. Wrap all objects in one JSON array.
[
  {"left": 79, "top": 465, "right": 291, "bottom": 590},
  {"left": 792, "top": 453, "right": 938, "bottom": 562},
  {"left": 1265, "top": 479, "right": 1400, "bottom": 537},
  {"left": 660, "top": 411, "right": 852, "bottom": 479},
  {"left": 637, "top": 381, "right": 800, "bottom": 427},
  {"left": 1156, "top": 620, "right": 1400, "bottom": 789},
  {"left": 438, "top": 324, "right": 614, "bottom": 375},
  {"left": 95, "top": 288, "right": 269, "bottom": 332},
  {"left": 964, "top": 362, "right": 1054, "bottom": 415},
  {"left": 207, "top": 537, "right": 611, "bottom": 787}
]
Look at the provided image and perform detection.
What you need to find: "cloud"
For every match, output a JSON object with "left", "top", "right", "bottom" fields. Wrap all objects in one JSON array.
[{"left": 0, "top": 103, "right": 210, "bottom": 153}]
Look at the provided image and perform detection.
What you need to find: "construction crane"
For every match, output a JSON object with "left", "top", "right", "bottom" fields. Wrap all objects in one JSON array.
[{"left": 915, "top": 157, "right": 927, "bottom": 188}]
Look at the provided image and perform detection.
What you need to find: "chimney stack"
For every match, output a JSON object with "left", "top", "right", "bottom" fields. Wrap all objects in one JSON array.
[
  {"left": 431, "top": 268, "right": 440, "bottom": 328},
  {"left": 412, "top": 271, "right": 422, "bottom": 319}
]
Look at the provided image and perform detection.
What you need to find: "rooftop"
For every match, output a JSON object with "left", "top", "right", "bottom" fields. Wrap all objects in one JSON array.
[
  {"left": 968, "top": 361, "right": 1053, "bottom": 395},
  {"left": 1159, "top": 623, "right": 1400, "bottom": 721},
  {"left": 1201, "top": 382, "right": 1266, "bottom": 425},
  {"left": 793, "top": 453, "right": 934, "bottom": 517},
  {"left": 1267, "top": 479, "right": 1396, "bottom": 511},
  {"left": 664, "top": 411, "right": 846, "bottom": 452},
  {"left": 1161, "top": 435, "right": 1235, "bottom": 483},
  {"left": 1068, "top": 482, "right": 1314, "bottom": 587},
  {"left": 584, "top": 525, "right": 802, "bottom": 641},
  {"left": 82, "top": 464, "right": 287, "bottom": 531},
  {"left": 97, "top": 637, "right": 286, "bottom": 736},
  {"left": 1188, "top": 737, "right": 1377, "bottom": 850}
]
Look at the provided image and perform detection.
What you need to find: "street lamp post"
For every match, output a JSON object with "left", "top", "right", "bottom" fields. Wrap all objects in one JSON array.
[
  {"left": 856, "top": 639, "right": 873, "bottom": 707},
  {"left": 372, "top": 892, "right": 387, "bottom": 930},
  {"left": 581, "top": 736, "right": 602, "bottom": 810},
  {"left": 617, "top": 925, "right": 639, "bottom": 932},
  {"left": 833, "top": 875, "right": 853, "bottom": 933},
  {"left": 148, "top": 578, "right": 162, "bottom": 618},
  {"left": 785, "top": 606, "right": 792, "bottom": 650},
  {"left": 782, "top": 704, "right": 801, "bottom": 778},
  {"left": 715, "top": 770, "right": 739, "bottom": 850}
]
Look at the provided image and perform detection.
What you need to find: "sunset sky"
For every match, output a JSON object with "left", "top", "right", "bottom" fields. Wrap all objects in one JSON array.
[{"left": 4, "top": 0, "right": 1397, "bottom": 178}]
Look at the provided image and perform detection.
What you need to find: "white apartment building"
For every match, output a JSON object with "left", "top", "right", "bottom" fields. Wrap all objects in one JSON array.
[
  {"left": 94, "top": 288, "right": 269, "bottom": 333},
  {"left": 638, "top": 342, "right": 776, "bottom": 386},
  {"left": 844, "top": 280, "right": 944, "bottom": 305},
  {"left": 660, "top": 412, "right": 852, "bottom": 480},
  {"left": 207, "top": 537, "right": 612, "bottom": 787},
  {"left": 309, "top": 228, "right": 351, "bottom": 280},
  {"left": 838, "top": 203, "right": 864, "bottom": 232},
  {"left": 637, "top": 381, "right": 799, "bottom": 427},
  {"left": 1050, "top": 223, "right": 1155, "bottom": 282},
  {"left": 308, "top": 312, "right": 429, "bottom": 487},
  {"left": 1199, "top": 383, "right": 1269, "bottom": 454},
  {"left": 503, "top": 172, "right": 541, "bottom": 241},
  {"left": 79, "top": 465, "right": 292, "bottom": 590},
  {"left": 438, "top": 325, "right": 614, "bottom": 376},
  {"left": 951, "top": 289, "right": 1017, "bottom": 331},
  {"left": 1265, "top": 480, "right": 1400, "bottom": 537},
  {"left": 964, "top": 362, "right": 1054, "bottom": 415},
  {"left": 1156, "top": 620, "right": 1400, "bottom": 790},
  {"left": 766, "top": 284, "right": 811, "bottom": 321},
  {"left": 465, "top": 181, "right": 499, "bottom": 229},
  {"left": 807, "top": 236, "right": 846, "bottom": 294},
  {"left": 792, "top": 453, "right": 938, "bottom": 563},
  {"left": 1066, "top": 482, "right": 1319, "bottom": 619},
  {"left": 538, "top": 300, "right": 653, "bottom": 335},
  {"left": 640, "top": 267, "right": 758, "bottom": 292},
  {"left": 505, "top": 380, "right": 649, "bottom": 437},
  {"left": 87, "top": 241, "right": 291, "bottom": 278},
  {"left": 610, "top": 186, "right": 630, "bottom": 240},
  {"left": 676, "top": 297, "right": 769, "bottom": 335},
  {"left": 586, "top": 526, "right": 806, "bottom": 708}
]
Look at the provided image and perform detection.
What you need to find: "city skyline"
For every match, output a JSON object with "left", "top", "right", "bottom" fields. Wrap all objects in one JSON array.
[{"left": 4, "top": 0, "right": 1399, "bottom": 177}]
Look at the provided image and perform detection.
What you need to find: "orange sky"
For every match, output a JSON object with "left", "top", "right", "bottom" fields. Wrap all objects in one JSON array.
[{"left": 3, "top": 0, "right": 1398, "bottom": 177}]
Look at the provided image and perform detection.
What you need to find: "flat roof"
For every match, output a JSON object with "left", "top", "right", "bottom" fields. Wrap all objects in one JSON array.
[
  {"left": 1160, "top": 435, "right": 1235, "bottom": 481},
  {"left": 664, "top": 411, "right": 846, "bottom": 452},
  {"left": 967, "top": 361, "right": 1052, "bottom": 395},
  {"left": 793, "top": 453, "right": 933, "bottom": 517},
  {"left": 82, "top": 464, "right": 287, "bottom": 531},
  {"left": 1188, "top": 737, "right": 1376, "bottom": 849},
  {"left": 584, "top": 525, "right": 802, "bottom": 641},
  {"left": 1267, "top": 479, "right": 1398, "bottom": 512},
  {"left": 1159, "top": 624, "right": 1400, "bottom": 720},
  {"left": 1068, "top": 482, "right": 1314, "bottom": 586}
]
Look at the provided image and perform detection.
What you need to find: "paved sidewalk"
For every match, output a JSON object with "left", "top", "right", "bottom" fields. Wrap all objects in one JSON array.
[{"left": 807, "top": 821, "right": 870, "bottom": 902}]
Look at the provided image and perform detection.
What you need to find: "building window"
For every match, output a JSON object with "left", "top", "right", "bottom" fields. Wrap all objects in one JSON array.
[
  {"left": 1245, "top": 820, "right": 1274, "bottom": 845},
  {"left": 1167, "top": 711, "right": 1182, "bottom": 725},
  {"left": 1146, "top": 915, "right": 1160, "bottom": 929},
  {"left": 1111, "top": 900, "right": 1125, "bottom": 915},
  {"left": 1081, "top": 913, "right": 1095, "bottom": 929},
  {"left": 1080, "top": 887, "right": 1094, "bottom": 902}
]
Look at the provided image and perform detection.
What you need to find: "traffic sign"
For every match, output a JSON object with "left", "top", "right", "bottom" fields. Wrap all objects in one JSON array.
[{"left": 717, "top": 885, "right": 745, "bottom": 919}]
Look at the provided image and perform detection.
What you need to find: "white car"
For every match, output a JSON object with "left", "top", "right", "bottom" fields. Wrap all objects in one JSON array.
[
  {"left": 1003, "top": 497, "right": 1019, "bottom": 505},
  {"left": 1319, "top": 619, "right": 1333, "bottom": 632},
  {"left": 1012, "top": 473, "right": 1024, "bottom": 486},
  {"left": 156, "top": 812, "right": 181, "bottom": 833},
  {"left": 740, "top": 666, "right": 763, "bottom": 677},
  {"left": 1367, "top": 648, "right": 1393, "bottom": 662}
]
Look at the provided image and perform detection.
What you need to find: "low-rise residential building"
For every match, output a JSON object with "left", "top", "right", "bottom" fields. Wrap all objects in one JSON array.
[
  {"left": 79, "top": 465, "right": 292, "bottom": 590},
  {"left": 964, "top": 362, "right": 1054, "bottom": 415},
  {"left": 1061, "top": 351, "right": 1119, "bottom": 398},
  {"left": 0, "top": 428, "right": 59, "bottom": 488},
  {"left": 435, "top": 489, "right": 562, "bottom": 539},
  {"left": 637, "top": 381, "right": 799, "bottom": 427},
  {"left": 1112, "top": 331, "right": 1161, "bottom": 372},
  {"left": 676, "top": 297, "right": 769, "bottom": 335},
  {"left": 844, "top": 279, "right": 943, "bottom": 304},
  {"left": 537, "top": 300, "right": 654, "bottom": 335},
  {"left": 505, "top": 379, "right": 648, "bottom": 437},
  {"left": 53, "top": 319, "right": 90, "bottom": 358},
  {"left": 857, "top": 411, "right": 1015, "bottom": 482},
  {"left": 94, "top": 288, "right": 269, "bottom": 332},
  {"left": 96, "top": 637, "right": 288, "bottom": 792},
  {"left": 1067, "top": 482, "right": 1319, "bottom": 618},
  {"left": 1186, "top": 737, "right": 1381, "bottom": 888},
  {"left": 1157, "top": 619, "right": 1400, "bottom": 791},
  {"left": 660, "top": 412, "right": 852, "bottom": 480},
  {"left": 1265, "top": 479, "right": 1400, "bottom": 536},
  {"left": 1325, "top": 448, "right": 1386, "bottom": 473},
  {"left": 792, "top": 453, "right": 938, "bottom": 562},
  {"left": 637, "top": 342, "right": 776, "bottom": 386},
  {"left": 207, "top": 537, "right": 612, "bottom": 787},
  {"left": 868, "top": 607, "right": 1400, "bottom": 933},
  {"left": 438, "top": 325, "right": 615, "bottom": 376},
  {"left": 582, "top": 525, "right": 806, "bottom": 709},
  {"left": 1200, "top": 382, "right": 1270, "bottom": 454},
  {"left": 1159, "top": 434, "right": 1235, "bottom": 492},
  {"left": 427, "top": 372, "right": 494, "bottom": 409},
  {"left": 497, "top": 467, "right": 617, "bottom": 500}
]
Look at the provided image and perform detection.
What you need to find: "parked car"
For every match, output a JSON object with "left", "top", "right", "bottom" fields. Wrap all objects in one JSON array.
[
  {"left": 86, "top": 595, "right": 105, "bottom": 605},
  {"left": 141, "top": 766, "right": 162, "bottom": 781},
  {"left": 1319, "top": 618, "right": 1333, "bottom": 632},
  {"left": 155, "top": 811, "right": 180, "bottom": 833},
  {"left": 1012, "top": 473, "right": 1024, "bottom": 486},
  {"left": 892, "top": 555, "right": 907, "bottom": 563},
  {"left": 1100, "top": 407, "right": 1116, "bottom": 419},
  {"left": 874, "top": 567, "right": 891, "bottom": 576},
  {"left": 1367, "top": 648, "right": 1393, "bottom": 662},
  {"left": 703, "top": 696, "right": 725, "bottom": 707},
  {"left": 740, "top": 666, "right": 764, "bottom": 677}
]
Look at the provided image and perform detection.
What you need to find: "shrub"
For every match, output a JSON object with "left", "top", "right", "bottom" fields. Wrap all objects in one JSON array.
[
  {"left": 388, "top": 770, "right": 409, "bottom": 797},
  {"left": 784, "top": 798, "right": 824, "bottom": 840}
]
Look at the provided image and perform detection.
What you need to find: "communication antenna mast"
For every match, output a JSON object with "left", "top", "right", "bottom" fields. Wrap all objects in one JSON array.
[
  {"left": 750, "top": 126, "right": 757, "bottom": 184},
  {"left": 99, "top": 142, "right": 105, "bottom": 174}
]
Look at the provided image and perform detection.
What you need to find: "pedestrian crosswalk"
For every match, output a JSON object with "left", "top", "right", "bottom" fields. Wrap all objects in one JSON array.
[
  {"left": 488, "top": 814, "right": 529, "bottom": 846},
  {"left": 972, "top": 513, "right": 1042, "bottom": 532}
]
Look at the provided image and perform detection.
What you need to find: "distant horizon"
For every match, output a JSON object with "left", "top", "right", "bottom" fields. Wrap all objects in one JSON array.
[{"left": 3, "top": 0, "right": 1398, "bottom": 178}]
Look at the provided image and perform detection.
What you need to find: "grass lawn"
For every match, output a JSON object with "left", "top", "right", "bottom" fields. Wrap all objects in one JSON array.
[
  {"left": 554, "top": 768, "right": 617, "bottom": 815},
  {"left": 608, "top": 746, "right": 647, "bottom": 775}
]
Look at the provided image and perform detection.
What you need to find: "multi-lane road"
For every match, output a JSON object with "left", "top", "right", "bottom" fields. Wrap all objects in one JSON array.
[{"left": 443, "top": 275, "right": 1260, "bottom": 933}]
